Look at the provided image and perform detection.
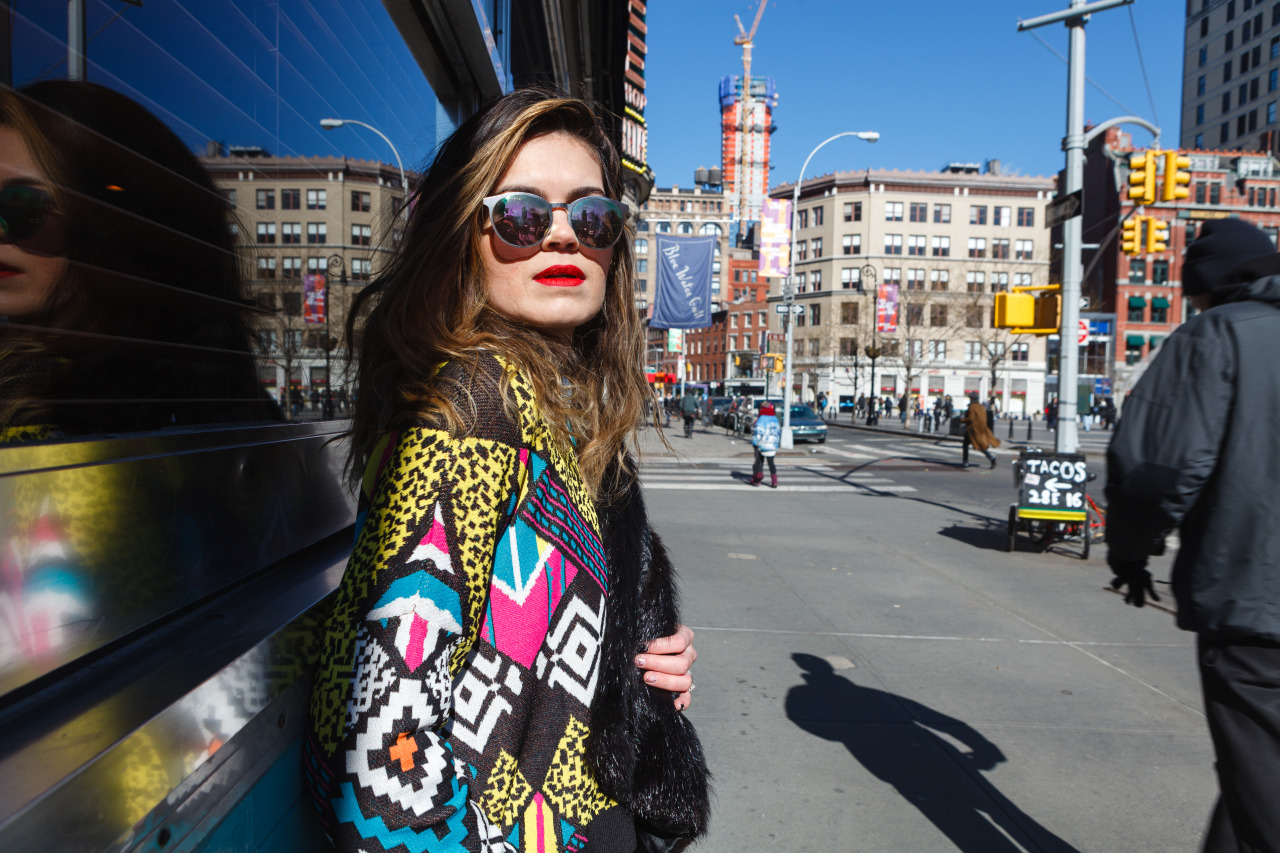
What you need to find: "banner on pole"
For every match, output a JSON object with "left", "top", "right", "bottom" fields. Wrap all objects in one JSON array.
[
  {"left": 304, "top": 273, "right": 327, "bottom": 326},
  {"left": 876, "top": 281, "right": 899, "bottom": 333},
  {"left": 666, "top": 328, "right": 684, "bottom": 352},
  {"left": 650, "top": 235, "right": 715, "bottom": 329},
  {"left": 758, "top": 198, "right": 791, "bottom": 278}
]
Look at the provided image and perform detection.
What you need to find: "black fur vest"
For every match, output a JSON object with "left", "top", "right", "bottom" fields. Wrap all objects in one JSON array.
[{"left": 587, "top": 462, "right": 712, "bottom": 845}]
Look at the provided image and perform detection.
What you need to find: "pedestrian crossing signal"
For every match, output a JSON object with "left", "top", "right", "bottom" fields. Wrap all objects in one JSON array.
[
  {"left": 1034, "top": 293, "right": 1061, "bottom": 331},
  {"left": 993, "top": 292, "right": 1035, "bottom": 328}
]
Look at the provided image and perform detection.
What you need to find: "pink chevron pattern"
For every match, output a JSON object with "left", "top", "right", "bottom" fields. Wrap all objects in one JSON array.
[{"left": 482, "top": 549, "right": 579, "bottom": 669}]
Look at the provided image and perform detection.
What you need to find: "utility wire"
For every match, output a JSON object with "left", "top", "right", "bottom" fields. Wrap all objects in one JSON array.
[
  {"left": 33, "top": 2, "right": 135, "bottom": 81},
  {"left": 1028, "top": 28, "right": 1139, "bottom": 116},
  {"left": 1128, "top": 4, "right": 1159, "bottom": 126}
]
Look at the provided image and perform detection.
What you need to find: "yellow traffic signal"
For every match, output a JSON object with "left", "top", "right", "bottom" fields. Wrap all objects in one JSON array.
[
  {"left": 1162, "top": 150, "right": 1192, "bottom": 201},
  {"left": 993, "top": 292, "right": 1036, "bottom": 328},
  {"left": 1034, "top": 293, "right": 1061, "bottom": 331},
  {"left": 1128, "top": 150, "right": 1156, "bottom": 205},
  {"left": 1146, "top": 217, "right": 1169, "bottom": 253},
  {"left": 773, "top": 355, "right": 784, "bottom": 372},
  {"left": 1121, "top": 217, "right": 1143, "bottom": 255}
]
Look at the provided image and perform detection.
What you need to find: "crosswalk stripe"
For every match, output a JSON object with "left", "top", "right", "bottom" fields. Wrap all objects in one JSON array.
[{"left": 641, "top": 482, "right": 917, "bottom": 493}]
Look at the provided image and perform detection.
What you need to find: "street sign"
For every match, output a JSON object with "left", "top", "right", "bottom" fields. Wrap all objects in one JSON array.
[
  {"left": 1077, "top": 319, "right": 1089, "bottom": 345},
  {"left": 1017, "top": 452, "right": 1088, "bottom": 519},
  {"left": 1045, "top": 189, "right": 1083, "bottom": 228},
  {"left": 775, "top": 304, "right": 805, "bottom": 314}
]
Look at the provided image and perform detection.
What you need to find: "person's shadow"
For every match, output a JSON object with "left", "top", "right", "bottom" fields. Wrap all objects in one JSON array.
[{"left": 786, "top": 653, "right": 1080, "bottom": 853}]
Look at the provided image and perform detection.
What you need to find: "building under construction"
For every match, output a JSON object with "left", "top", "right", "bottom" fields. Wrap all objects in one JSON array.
[{"left": 719, "top": 73, "right": 778, "bottom": 240}]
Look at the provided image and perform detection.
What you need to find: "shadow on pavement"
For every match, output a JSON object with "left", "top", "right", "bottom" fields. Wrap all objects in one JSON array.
[
  {"left": 938, "top": 519, "right": 1011, "bottom": 553},
  {"left": 785, "top": 653, "right": 1081, "bottom": 853}
]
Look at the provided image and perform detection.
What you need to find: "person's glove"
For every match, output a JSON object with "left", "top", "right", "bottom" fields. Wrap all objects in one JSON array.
[{"left": 1108, "top": 558, "right": 1160, "bottom": 607}]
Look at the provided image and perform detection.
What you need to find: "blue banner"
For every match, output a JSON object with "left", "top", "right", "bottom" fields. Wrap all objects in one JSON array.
[{"left": 650, "top": 234, "right": 715, "bottom": 329}]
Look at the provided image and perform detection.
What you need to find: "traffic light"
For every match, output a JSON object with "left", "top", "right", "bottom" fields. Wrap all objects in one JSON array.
[
  {"left": 1128, "top": 150, "right": 1156, "bottom": 205},
  {"left": 993, "top": 292, "right": 1036, "bottom": 328},
  {"left": 1162, "top": 150, "right": 1192, "bottom": 201},
  {"left": 1121, "top": 217, "right": 1143, "bottom": 255},
  {"left": 1147, "top": 217, "right": 1169, "bottom": 253},
  {"left": 1034, "top": 293, "right": 1061, "bottom": 331},
  {"left": 771, "top": 354, "right": 784, "bottom": 372}
]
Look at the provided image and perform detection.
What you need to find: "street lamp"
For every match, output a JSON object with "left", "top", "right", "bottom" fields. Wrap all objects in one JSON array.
[
  {"left": 319, "top": 118, "right": 410, "bottom": 199},
  {"left": 782, "top": 130, "right": 879, "bottom": 448},
  {"left": 862, "top": 264, "right": 880, "bottom": 425}
]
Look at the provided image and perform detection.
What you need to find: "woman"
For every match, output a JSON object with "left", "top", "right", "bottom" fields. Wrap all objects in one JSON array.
[
  {"left": 306, "top": 89, "right": 710, "bottom": 852},
  {"left": 751, "top": 402, "right": 781, "bottom": 488},
  {"left": 961, "top": 392, "right": 1000, "bottom": 469}
]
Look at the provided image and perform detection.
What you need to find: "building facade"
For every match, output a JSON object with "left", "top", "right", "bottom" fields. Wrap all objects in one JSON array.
[
  {"left": 769, "top": 165, "right": 1057, "bottom": 415},
  {"left": 1181, "top": 0, "right": 1280, "bottom": 154},
  {"left": 202, "top": 149, "right": 408, "bottom": 406},
  {"left": 719, "top": 75, "right": 778, "bottom": 227}
]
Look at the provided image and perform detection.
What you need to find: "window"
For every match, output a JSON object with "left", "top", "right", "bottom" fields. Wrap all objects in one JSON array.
[
  {"left": 842, "top": 234, "right": 862, "bottom": 255},
  {"left": 1129, "top": 258, "right": 1146, "bottom": 284},
  {"left": 1274, "top": 34, "right": 1280, "bottom": 58},
  {"left": 885, "top": 234, "right": 903, "bottom": 255},
  {"left": 1196, "top": 133, "right": 1205, "bottom": 147},
  {"left": 992, "top": 238, "right": 1010, "bottom": 260},
  {"left": 812, "top": 237, "right": 823, "bottom": 258},
  {"left": 1272, "top": 69, "right": 1279, "bottom": 91},
  {"left": 934, "top": 203, "right": 951, "bottom": 223},
  {"left": 282, "top": 222, "right": 301, "bottom": 244},
  {"left": 1221, "top": 122, "right": 1231, "bottom": 144},
  {"left": 256, "top": 222, "right": 276, "bottom": 244},
  {"left": 969, "top": 205, "right": 987, "bottom": 225},
  {"left": 906, "top": 268, "right": 926, "bottom": 291},
  {"left": 281, "top": 188, "right": 300, "bottom": 209},
  {"left": 930, "top": 269, "right": 950, "bottom": 291},
  {"left": 1197, "top": 104, "right": 1205, "bottom": 125},
  {"left": 965, "top": 306, "right": 984, "bottom": 328},
  {"left": 637, "top": 259, "right": 648, "bottom": 273},
  {"left": 351, "top": 224, "right": 371, "bottom": 246},
  {"left": 222, "top": 189, "right": 237, "bottom": 208},
  {"left": 841, "top": 303, "right": 859, "bottom": 324},
  {"left": 884, "top": 268, "right": 902, "bottom": 288},
  {"left": 307, "top": 257, "right": 325, "bottom": 274},
  {"left": 1013, "top": 272, "right": 1032, "bottom": 288},
  {"left": 844, "top": 201, "right": 862, "bottom": 221},
  {"left": 743, "top": 312, "right": 752, "bottom": 327},
  {"left": 1250, "top": 108, "right": 1259, "bottom": 130},
  {"left": 993, "top": 206, "right": 1012, "bottom": 227},
  {"left": 351, "top": 190, "right": 371, "bottom": 212},
  {"left": 1210, "top": 183, "right": 1222, "bottom": 204},
  {"left": 908, "top": 234, "right": 927, "bottom": 256},
  {"left": 1195, "top": 182, "right": 1207, "bottom": 204},
  {"left": 1015, "top": 239, "right": 1034, "bottom": 260},
  {"left": 885, "top": 201, "right": 904, "bottom": 221},
  {"left": 677, "top": 222, "right": 693, "bottom": 235},
  {"left": 796, "top": 272, "right": 807, "bottom": 293},
  {"left": 306, "top": 189, "right": 327, "bottom": 210},
  {"left": 965, "top": 271, "right": 985, "bottom": 293},
  {"left": 841, "top": 267, "right": 862, "bottom": 290},
  {"left": 930, "top": 304, "right": 947, "bottom": 327},
  {"left": 635, "top": 238, "right": 648, "bottom": 253},
  {"left": 1128, "top": 297, "right": 1146, "bottom": 323},
  {"left": 909, "top": 202, "right": 927, "bottom": 222},
  {"left": 1017, "top": 207, "right": 1034, "bottom": 227},
  {"left": 795, "top": 312, "right": 805, "bottom": 329},
  {"left": 809, "top": 305, "right": 822, "bottom": 326},
  {"left": 307, "top": 222, "right": 327, "bottom": 244},
  {"left": 1151, "top": 300, "right": 1169, "bottom": 323},
  {"left": 929, "top": 340, "right": 946, "bottom": 360},
  {"left": 1153, "top": 259, "right": 1170, "bottom": 285},
  {"left": 1224, "top": 91, "right": 1233, "bottom": 113},
  {"left": 967, "top": 237, "right": 987, "bottom": 258},
  {"left": 1198, "top": 75, "right": 1207, "bottom": 97},
  {"left": 1200, "top": 46, "right": 1208, "bottom": 67},
  {"left": 1227, "top": 31, "right": 1235, "bottom": 51},
  {"left": 257, "top": 256, "right": 277, "bottom": 279},
  {"left": 813, "top": 206, "right": 824, "bottom": 226},
  {"left": 282, "top": 256, "right": 301, "bottom": 279},
  {"left": 811, "top": 270, "right": 823, "bottom": 291},
  {"left": 905, "top": 303, "right": 925, "bottom": 326},
  {"left": 1225, "top": 60, "right": 1234, "bottom": 84},
  {"left": 964, "top": 341, "right": 982, "bottom": 363},
  {"left": 1271, "top": 102, "right": 1278, "bottom": 123},
  {"left": 351, "top": 258, "right": 372, "bottom": 280},
  {"left": 1267, "top": 225, "right": 1280, "bottom": 245},
  {"left": 991, "top": 272, "right": 1009, "bottom": 292},
  {"left": 808, "top": 339, "right": 820, "bottom": 356},
  {"left": 839, "top": 336, "right": 859, "bottom": 355},
  {"left": 1010, "top": 343, "right": 1029, "bottom": 363},
  {"left": 906, "top": 339, "right": 924, "bottom": 359},
  {"left": 798, "top": 209, "right": 808, "bottom": 228},
  {"left": 283, "top": 292, "right": 302, "bottom": 317},
  {"left": 1242, "top": 81, "right": 1250, "bottom": 103},
  {"left": 256, "top": 189, "right": 275, "bottom": 210},
  {"left": 931, "top": 236, "right": 951, "bottom": 257}
]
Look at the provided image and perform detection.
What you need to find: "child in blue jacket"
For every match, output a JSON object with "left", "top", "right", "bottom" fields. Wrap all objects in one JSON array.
[{"left": 751, "top": 402, "right": 782, "bottom": 488}]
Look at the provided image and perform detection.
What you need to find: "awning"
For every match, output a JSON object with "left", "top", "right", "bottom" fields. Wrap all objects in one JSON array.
[
  {"left": 1150, "top": 335, "right": 1165, "bottom": 348},
  {"left": 1152, "top": 296, "right": 1170, "bottom": 308},
  {"left": 1126, "top": 334, "right": 1147, "bottom": 347},
  {"left": 1128, "top": 296, "right": 1147, "bottom": 308}
]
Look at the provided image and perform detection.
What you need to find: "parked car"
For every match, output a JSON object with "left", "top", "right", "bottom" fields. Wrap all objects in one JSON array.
[
  {"left": 705, "top": 396, "right": 733, "bottom": 426},
  {"left": 786, "top": 403, "right": 828, "bottom": 443}
]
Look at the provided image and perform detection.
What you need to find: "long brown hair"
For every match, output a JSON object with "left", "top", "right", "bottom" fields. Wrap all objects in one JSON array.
[{"left": 346, "top": 88, "right": 650, "bottom": 499}]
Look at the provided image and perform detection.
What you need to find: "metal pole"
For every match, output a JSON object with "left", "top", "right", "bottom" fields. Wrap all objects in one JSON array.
[
  {"left": 67, "top": 0, "right": 85, "bottom": 81},
  {"left": 1056, "top": 0, "right": 1086, "bottom": 455}
]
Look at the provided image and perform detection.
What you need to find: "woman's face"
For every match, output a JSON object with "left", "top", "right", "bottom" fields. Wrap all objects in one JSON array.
[
  {"left": 0, "top": 126, "right": 66, "bottom": 320},
  {"left": 479, "top": 131, "right": 612, "bottom": 340}
]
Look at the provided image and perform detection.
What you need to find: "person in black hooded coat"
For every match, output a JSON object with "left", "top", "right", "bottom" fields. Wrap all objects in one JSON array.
[{"left": 1106, "top": 217, "right": 1280, "bottom": 853}]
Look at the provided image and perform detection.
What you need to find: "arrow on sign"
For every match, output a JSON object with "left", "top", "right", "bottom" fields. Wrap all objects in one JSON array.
[{"left": 1045, "top": 477, "right": 1070, "bottom": 492}]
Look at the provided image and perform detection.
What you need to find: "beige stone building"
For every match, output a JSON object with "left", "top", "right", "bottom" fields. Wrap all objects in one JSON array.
[
  {"left": 770, "top": 164, "right": 1057, "bottom": 416},
  {"left": 202, "top": 148, "right": 409, "bottom": 406}
]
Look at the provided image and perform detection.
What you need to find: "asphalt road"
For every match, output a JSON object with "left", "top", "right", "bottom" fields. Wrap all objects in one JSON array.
[{"left": 638, "top": 419, "right": 1206, "bottom": 853}]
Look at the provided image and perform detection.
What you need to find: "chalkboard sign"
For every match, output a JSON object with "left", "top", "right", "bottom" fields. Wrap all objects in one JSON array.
[{"left": 1016, "top": 451, "right": 1088, "bottom": 520}]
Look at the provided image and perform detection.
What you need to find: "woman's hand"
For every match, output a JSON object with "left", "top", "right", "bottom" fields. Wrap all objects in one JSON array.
[{"left": 635, "top": 624, "right": 697, "bottom": 711}]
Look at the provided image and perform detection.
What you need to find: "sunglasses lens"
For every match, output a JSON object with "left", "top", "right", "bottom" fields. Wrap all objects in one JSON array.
[
  {"left": 0, "top": 186, "right": 52, "bottom": 243},
  {"left": 570, "top": 197, "right": 625, "bottom": 248},
  {"left": 492, "top": 193, "right": 551, "bottom": 247}
]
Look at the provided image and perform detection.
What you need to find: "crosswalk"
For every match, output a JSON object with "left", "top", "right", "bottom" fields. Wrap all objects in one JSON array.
[{"left": 639, "top": 460, "right": 917, "bottom": 493}]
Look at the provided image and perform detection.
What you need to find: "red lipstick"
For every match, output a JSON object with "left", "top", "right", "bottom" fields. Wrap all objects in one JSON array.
[
  {"left": 0, "top": 261, "right": 19, "bottom": 278},
  {"left": 534, "top": 264, "right": 585, "bottom": 287}
]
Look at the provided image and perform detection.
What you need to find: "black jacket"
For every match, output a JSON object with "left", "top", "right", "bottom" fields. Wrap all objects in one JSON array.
[{"left": 1107, "top": 272, "right": 1280, "bottom": 641}]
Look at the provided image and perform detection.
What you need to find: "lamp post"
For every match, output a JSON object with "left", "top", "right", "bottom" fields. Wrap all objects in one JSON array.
[
  {"left": 319, "top": 118, "right": 410, "bottom": 198},
  {"left": 862, "top": 264, "right": 880, "bottom": 425},
  {"left": 782, "top": 130, "right": 879, "bottom": 448},
  {"left": 323, "top": 254, "right": 348, "bottom": 419}
]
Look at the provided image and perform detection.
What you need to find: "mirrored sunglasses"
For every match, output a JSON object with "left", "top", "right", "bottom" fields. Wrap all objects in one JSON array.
[
  {"left": 0, "top": 184, "right": 58, "bottom": 247},
  {"left": 481, "top": 192, "right": 629, "bottom": 250}
]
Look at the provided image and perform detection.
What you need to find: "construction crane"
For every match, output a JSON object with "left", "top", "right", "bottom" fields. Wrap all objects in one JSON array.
[{"left": 731, "top": 2, "right": 769, "bottom": 228}]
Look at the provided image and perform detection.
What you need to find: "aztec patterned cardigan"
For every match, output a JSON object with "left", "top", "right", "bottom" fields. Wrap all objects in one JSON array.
[{"left": 306, "top": 354, "right": 710, "bottom": 853}]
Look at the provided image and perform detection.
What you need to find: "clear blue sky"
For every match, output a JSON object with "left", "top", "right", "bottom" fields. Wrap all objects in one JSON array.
[{"left": 644, "top": 0, "right": 1185, "bottom": 189}]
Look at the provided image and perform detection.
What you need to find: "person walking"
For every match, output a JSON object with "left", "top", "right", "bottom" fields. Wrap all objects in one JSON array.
[
  {"left": 751, "top": 402, "right": 781, "bottom": 488},
  {"left": 680, "top": 387, "right": 700, "bottom": 438},
  {"left": 960, "top": 392, "right": 1000, "bottom": 468},
  {"left": 1106, "top": 218, "right": 1280, "bottom": 853}
]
